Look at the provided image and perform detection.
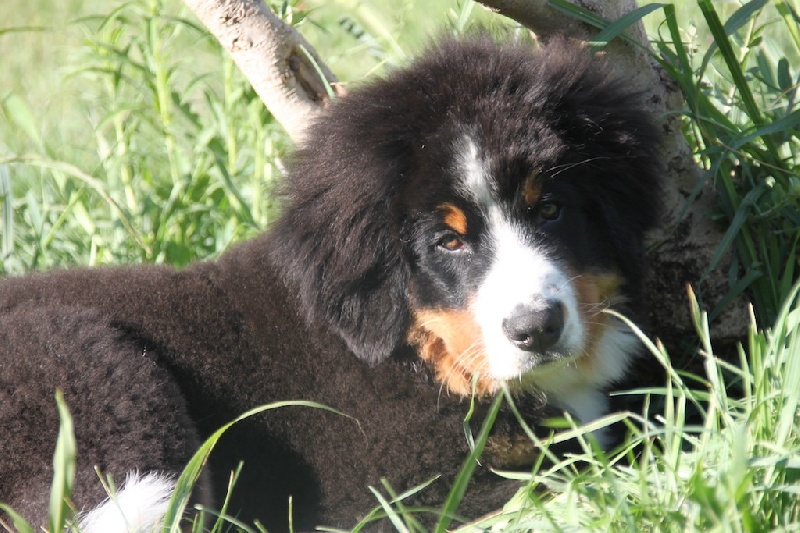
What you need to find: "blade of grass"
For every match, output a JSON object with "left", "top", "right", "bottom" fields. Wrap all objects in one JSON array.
[
  {"left": 698, "top": 0, "right": 767, "bottom": 74},
  {"left": 0, "top": 165, "right": 12, "bottom": 261},
  {"left": 728, "top": 108, "right": 800, "bottom": 153},
  {"left": 367, "top": 487, "right": 409, "bottom": 532},
  {"left": 696, "top": 0, "right": 780, "bottom": 161},
  {"left": 0, "top": 505, "right": 34, "bottom": 533},
  {"left": 700, "top": 185, "right": 765, "bottom": 281},
  {"left": 49, "top": 390, "right": 76, "bottom": 533},
  {"left": 207, "top": 463, "right": 244, "bottom": 533},
  {"left": 434, "top": 392, "right": 504, "bottom": 533},
  {"left": 589, "top": 4, "right": 664, "bottom": 49},
  {"left": 775, "top": 0, "right": 800, "bottom": 53},
  {"left": 348, "top": 477, "right": 440, "bottom": 532}
]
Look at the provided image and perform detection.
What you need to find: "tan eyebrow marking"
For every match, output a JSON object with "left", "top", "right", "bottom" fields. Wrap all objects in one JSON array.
[
  {"left": 522, "top": 171, "right": 542, "bottom": 207},
  {"left": 438, "top": 202, "right": 468, "bottom": 235}
]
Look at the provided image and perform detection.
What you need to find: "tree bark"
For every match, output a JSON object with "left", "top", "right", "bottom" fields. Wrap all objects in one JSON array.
[
  {"left": 184, "top": 0, "right": 747, "bottom": 346},
  {"left": 182, "top": 0, "right": 341, "bottom": 142}
]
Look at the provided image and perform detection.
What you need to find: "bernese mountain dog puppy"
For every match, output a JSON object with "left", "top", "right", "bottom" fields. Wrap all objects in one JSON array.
[{"left": 0, "top": 36, "right": 661, "bottom": 531}]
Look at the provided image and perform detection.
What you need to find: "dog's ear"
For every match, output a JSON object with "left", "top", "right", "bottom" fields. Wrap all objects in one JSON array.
[
  {"left": 539, "top": 39, "right": 664, "bottom": 237},
  {"left": 536, "top": 39, "right": 664, "bottom": 286},
  {"left": 269, "top": 96, "right": 416, "bottom": 365}
]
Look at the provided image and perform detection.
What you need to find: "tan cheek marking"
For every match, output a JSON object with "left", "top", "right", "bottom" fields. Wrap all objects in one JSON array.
[
  {"left": 407, "top": 308, "right": 496, "bottom": 396},
  {"left": 522, "top": 173, "right": 542, "bottom": 207},
  {"left": 437, "top": 203, "right": 468, "bottom": 235},
  {"left": 573, "top": 272, "right": 624, "bottom": 371}
]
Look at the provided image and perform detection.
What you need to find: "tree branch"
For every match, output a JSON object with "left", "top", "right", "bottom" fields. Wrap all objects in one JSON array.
[{"left": 182, "top": 0, "right": 340, "bottom": 142}]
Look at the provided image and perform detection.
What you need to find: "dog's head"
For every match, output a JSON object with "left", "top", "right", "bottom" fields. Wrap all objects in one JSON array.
[{"left": 271, "top": 37, "right": 661, "bottom": 418}]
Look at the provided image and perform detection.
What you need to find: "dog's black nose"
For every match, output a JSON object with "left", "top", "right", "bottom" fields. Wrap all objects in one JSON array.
[{"left": 502, "top": 301, "right": 565, "bottom": 353}]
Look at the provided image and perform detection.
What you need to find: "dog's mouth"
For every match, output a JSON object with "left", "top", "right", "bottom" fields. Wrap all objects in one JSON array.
[{"left": 406, "top": 307, "right": 583, "bottom": 396}]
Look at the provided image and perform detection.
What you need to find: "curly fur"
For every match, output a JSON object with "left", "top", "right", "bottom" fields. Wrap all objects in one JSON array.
[{"left": 0, "top": 36, "right": 661, "bottom": 531}]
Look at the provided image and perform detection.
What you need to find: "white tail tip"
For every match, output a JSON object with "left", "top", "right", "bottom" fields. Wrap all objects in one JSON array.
[{"left": 79, "top": 472, "right": 176, "bottom": 533}]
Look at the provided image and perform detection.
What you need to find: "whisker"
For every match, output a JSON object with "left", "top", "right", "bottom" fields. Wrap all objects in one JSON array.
[
  {"left": 416, "top": 317, "right": 444, "bottom": 329},
  {"left": 555, "top": 274, "right": 582, "bottom": 294},
  {"left": 545, "top": 155, "right": 635, "bottom": 178},
  {"left": 447, "top": 343, "right": 483, "bottom": 379},
  {"left": 440, "top": 342, "right": 486, "bottom": 395},
  {"left": 436, "top": 348, "right": 475, "bottom": 389}
]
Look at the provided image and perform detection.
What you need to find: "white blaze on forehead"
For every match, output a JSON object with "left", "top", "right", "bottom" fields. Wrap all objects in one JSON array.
[{"left": 456, "top": 135, "right": 493, "bottom": 208}]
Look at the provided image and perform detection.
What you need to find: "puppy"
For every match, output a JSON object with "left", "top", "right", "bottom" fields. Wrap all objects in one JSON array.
[{"left": 0, "top": 36, "right": 661, "bottom": 531}]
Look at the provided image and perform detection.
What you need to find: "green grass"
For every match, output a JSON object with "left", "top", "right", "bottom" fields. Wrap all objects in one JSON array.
[{"left": 1, "top": 0, "right": 799, "bottom": 531}]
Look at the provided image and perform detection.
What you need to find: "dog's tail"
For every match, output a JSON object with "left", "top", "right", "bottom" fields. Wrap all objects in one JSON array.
[{"left": 78, "top": 472, "right": 175, "bottom": 533}]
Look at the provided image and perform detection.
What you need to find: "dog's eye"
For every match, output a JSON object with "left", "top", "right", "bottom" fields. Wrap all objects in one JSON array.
[
  {"left": 437, "top": 233, "right": 466, "bottom": 252},
  {"left": 538, "top": 202, "right": 562, "bottom": 222}
]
